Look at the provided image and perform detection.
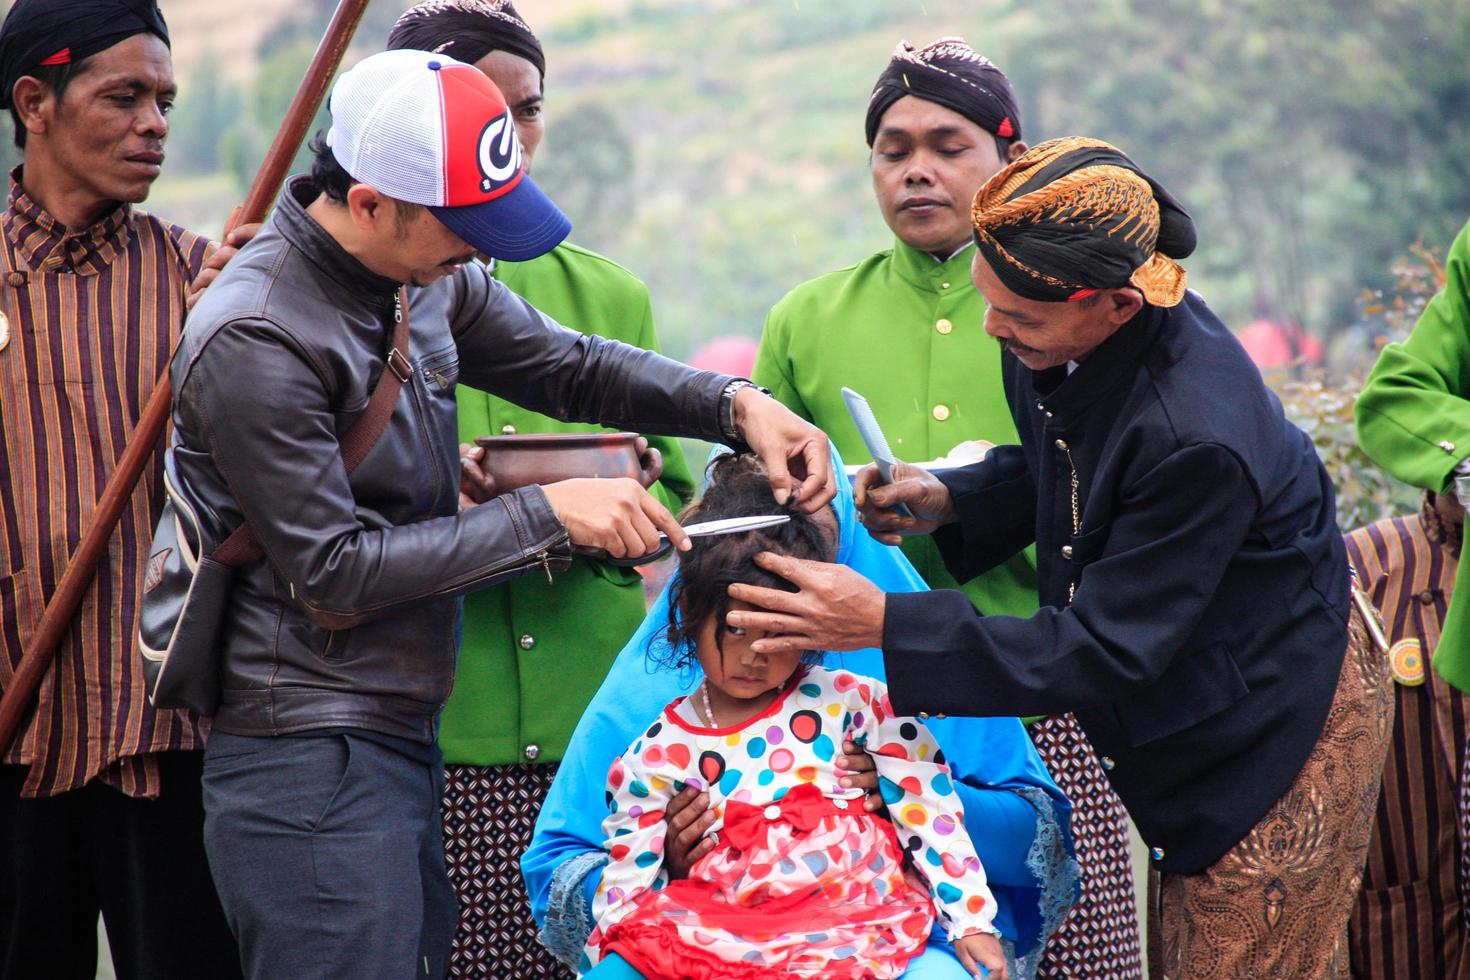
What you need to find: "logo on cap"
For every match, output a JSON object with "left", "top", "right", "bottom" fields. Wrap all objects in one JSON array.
[{"left": 477, "top": 115, "right": 522, "bottom": 193}]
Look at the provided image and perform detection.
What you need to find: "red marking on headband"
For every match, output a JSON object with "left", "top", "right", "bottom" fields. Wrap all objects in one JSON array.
[
  {"left": 39, "top": 49, "right": 71, "bottom": 66},
  {"left": 996, "top": 116, "right": 1015, "bottom": 139},
  {"left": 1068, "top": 288, "right": 1101, "bottom": 302}
]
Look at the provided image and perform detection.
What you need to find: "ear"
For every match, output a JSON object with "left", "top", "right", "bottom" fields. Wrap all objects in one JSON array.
[
  {"left": 10, "top": 76, "right": 55, "bottom": 143},
  {"left": 1006, "top": 140, "right": 1029, "bottom": 162},
  {"left": 1106, "top": 287, "right": 1145, "bottom": 324},
  {"left": 344, "top": 183, "right": 384, "bottom": 232}
]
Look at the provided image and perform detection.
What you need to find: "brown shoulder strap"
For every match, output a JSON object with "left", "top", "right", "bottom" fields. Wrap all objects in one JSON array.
[{"left": 213, "top": 287, "right": 412, "bottom": 567}]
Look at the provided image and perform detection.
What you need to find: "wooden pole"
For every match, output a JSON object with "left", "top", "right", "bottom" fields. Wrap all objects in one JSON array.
[{"left": 0, "top": 0, "right": 373, "bottom": 756}]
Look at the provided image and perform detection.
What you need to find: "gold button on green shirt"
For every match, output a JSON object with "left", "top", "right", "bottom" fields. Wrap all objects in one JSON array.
[
  {"left": 442, "top": 243, "right": 695, "bottom": 767},
  {"left": 754, "top": 238, "right": 1038, "bottom": 617}
]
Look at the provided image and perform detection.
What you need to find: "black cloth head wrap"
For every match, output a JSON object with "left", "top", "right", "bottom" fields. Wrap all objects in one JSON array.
[
  {"left": 865, "top": 37, "right": 1021, "bottom": 147},
  {"left": 0, "top": 0, "right": 169, "bottom": 110},
  {"left": 970, "top": 137, "right": 1197, "bottom": 307},
  {"left": 387, "top": 0, "right": 544, "bottom": 81}
]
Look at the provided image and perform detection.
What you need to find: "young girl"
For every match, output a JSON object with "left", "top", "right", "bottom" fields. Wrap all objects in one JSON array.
[{"left": 582, "top": 455, "right": 1006, "bottom": 979}]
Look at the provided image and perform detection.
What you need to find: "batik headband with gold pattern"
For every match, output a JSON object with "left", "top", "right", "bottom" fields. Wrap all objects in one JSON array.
[{"left": 971, "top": 136, "right": 1196, "bottom": 308}]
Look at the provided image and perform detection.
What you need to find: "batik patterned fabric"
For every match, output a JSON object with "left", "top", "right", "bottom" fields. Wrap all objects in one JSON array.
[
  {"left": 969, "top": 136, "right": 1196, "bottom": 307},
  {"left": 1345, "top": 501, "right": 1470, "bottom": 978},
  {"left": 585, "top": 665, "right": 999, "bottom": 979},
  {"left": 1028, "top": 713, "right": 1145, "bottom": 979},
  {"left": 442, "top": 763, "right": 573, "bottom": 979},
  {"left": 1146, "top": 607, "right": 1393, "bottom": 979}
]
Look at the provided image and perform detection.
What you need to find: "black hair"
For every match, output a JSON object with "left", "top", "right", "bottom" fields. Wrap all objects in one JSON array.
[
  {"left": 308, "top": 133, "right": 423, "bottom": 235},
  {"left": 10, "top": 56, "right": 94, "bottom": 150},
  {"left": 993, "top": 135, "right": 1014, "bottom": 162},
  {"left": 651, "top": 453, "right": 836, "bottom": 671},
  {"left": 309, "top": 132, "right": 354, "bottom": 203}
]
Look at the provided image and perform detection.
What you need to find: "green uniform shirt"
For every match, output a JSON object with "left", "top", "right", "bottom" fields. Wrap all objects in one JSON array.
[
  {"left": 753, "top": 238, "right": 1038, "bottom": 617},
  {"left": 1357, "top": 218, "right": 1470, "bottom": 691},
  {"left": 441, "top": 243, "right": 696, "bottom": 767}
]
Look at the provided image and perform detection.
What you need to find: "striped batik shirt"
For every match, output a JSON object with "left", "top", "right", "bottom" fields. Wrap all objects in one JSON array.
[
  {"left": 1345, "top": 494, "right": 1470, "bottom": 979},
  {"left": 0, "top": 172, "right": 212, "bottom": 798}
]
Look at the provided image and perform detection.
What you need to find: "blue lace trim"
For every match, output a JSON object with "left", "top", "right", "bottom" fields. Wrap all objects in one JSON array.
[
  {"left": 539, "top": 849, "right": 609, "bottom": 968},
  {"left": 1010, "top": 784, "right": 1082, "bottom": 980}
]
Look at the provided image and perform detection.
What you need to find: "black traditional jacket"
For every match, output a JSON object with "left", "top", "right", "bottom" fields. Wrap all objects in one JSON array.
[{"left": 882, "top": 292, "right": 1350, "bottom": 874}]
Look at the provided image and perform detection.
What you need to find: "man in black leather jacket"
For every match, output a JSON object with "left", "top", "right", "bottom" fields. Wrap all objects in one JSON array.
[{"left": 173, "top": 50, "right": 833, "bottom": 979}]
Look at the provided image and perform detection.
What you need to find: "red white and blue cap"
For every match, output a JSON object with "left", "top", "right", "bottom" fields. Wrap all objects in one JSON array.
[{"left": 326, "top": 48, "right": 570, "bottom": 261}]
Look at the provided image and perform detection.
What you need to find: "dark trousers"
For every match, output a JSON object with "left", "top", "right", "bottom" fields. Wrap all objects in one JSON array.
[
  {"left": 202, "top": 731, "right": 457, "bottom": 980},
  {"left": 0, "top": 750, "right": 241, "bottom": 980}
]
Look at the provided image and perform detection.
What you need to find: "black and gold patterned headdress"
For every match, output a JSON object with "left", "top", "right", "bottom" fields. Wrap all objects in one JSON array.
[{"left": 971, "top": 137, "right": 1196, "bottom": 307}]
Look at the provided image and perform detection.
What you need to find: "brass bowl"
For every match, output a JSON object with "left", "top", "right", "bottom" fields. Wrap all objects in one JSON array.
[{"left": 473, "top": 431, "right": 644, "bottom": 493}]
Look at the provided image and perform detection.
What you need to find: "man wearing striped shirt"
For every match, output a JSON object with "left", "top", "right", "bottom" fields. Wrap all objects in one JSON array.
[
  {"left": 1346, "top": 491, "right": 1470, "bottom": 978},
  {"left": 0, "top": 1, "right": 240, "bottom": 977}
]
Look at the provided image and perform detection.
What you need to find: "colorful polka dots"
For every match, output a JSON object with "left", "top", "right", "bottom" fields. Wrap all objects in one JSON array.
[{"left": 592, "top": 664, "right": 998, "bottom": 975}]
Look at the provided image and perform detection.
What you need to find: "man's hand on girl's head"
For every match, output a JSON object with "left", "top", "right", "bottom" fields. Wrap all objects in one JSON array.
[{"left": 725, "top": 553, "right": 885, "bottom": 653}]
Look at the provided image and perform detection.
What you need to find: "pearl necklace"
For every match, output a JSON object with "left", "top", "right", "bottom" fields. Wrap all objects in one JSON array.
[
  {"left": 697, "top": 675, "right": 796, "bottom": 728},
  {"left": 698, "top": 680, "right": 717, "bottom": 727}
]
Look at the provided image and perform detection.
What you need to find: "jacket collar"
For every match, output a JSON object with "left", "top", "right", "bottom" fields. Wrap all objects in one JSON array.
[
  {"left": 4, "top": 167, "right": 132, "bottom": 276},
  {"left": 1032, "top": 303, "right": 1168, "bottom": 419},
  {"left": 890, "top": 235, "right": 976, "bottom": 293},
  {"left": 274, "top": 175, "right": 403, "bottom": 305}
]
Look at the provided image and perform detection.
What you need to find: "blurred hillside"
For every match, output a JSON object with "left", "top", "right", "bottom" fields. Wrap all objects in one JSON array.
[{"left": 8, "top": 0, "right": 1470, "bottom": 364}]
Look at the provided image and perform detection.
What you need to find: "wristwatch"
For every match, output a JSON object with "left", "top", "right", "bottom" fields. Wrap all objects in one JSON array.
[{"left": 718, "top": 379, "right": 770, "bottom": 447}]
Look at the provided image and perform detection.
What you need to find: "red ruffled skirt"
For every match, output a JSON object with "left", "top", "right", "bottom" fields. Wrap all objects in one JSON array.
[{"left": 594, "top": 784, "right": 935, "bottom": 979}]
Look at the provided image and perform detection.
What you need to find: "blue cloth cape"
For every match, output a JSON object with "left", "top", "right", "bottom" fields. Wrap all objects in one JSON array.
[{"left": 522, "top": 447, "right": 1078, "bottom": 977}]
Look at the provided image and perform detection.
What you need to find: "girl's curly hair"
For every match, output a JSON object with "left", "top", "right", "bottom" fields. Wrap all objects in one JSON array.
[{"left": 651, "top": 454, "right": 836, "bottom": 670}]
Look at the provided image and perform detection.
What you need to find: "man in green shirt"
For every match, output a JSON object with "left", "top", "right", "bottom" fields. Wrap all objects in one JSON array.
[
  {"left": 1358, "top": 218, "right": 1470, "bottom": 691},
  {"left": 388, "top": 5, "right": 695, "bottom": 976},
  {"left": 752, "top": 39, "right": 1143, "bottom": 976}
]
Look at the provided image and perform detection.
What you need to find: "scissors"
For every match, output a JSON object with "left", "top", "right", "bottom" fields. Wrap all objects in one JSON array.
[{"left": 574, "top": 514, "right": 792, "bottom": 567}]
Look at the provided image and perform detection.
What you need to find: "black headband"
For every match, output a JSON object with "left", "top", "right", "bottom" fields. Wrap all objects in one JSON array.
[
  {"left": 0, "top": 0, "right": 169, "bottom": 110},
  {"left": 387, "top": 0, "right": 544, "bottom": 80},
  {"left": 865, "top": 38, "right": 1021, "bottom": 147}
]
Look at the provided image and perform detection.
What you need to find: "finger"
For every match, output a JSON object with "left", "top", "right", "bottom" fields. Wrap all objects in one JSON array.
[
  {"left": 675, "top": 807, "right": 717, "bottom": 852},
  {"left": 192, "top": 268, "right": 219, "bottom": 291},
  {"left": 227, "top": 221, "right": 263, "bottom": 246},
  {"left": 686, "top": 837, "right": 716, "bottom": 864},
  {"left": 634, "top": 436, "right": 650, "bottom": 457},
  {"left": 795, "top": 438, "right": 833, "bottom": 512},
  {"left": 751, "top": 551, "right": 818, "bottom": 586},
  {"left": 758, "top": 439, "right": 793, "bottom": 506},
  {"left": 665, "top": 788, "right": 704, "bottom": 828},
  {"left": 852, "top": 465, "right": 882, "bottom": 509},
  {"left": 725, "top": 583, "right": 803, "bottom": 617},
  {"left": 749, "top": 633, "right": 817, "bottom": 656},
  {"left": 640, "top": 491, "right": 690, "bottom": 552},
  {"left": 624, "top": 505, "right": 663, "bottom": 557},
  {"left": 641, "top": 447, "right": 663, "bottom": 486}
]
